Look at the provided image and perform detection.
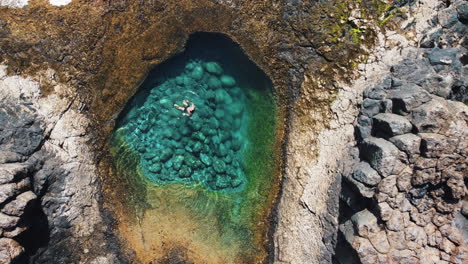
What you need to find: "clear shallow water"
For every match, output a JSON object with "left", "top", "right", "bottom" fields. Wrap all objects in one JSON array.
[
  {"left": 111, "top": 33, "right": 279, "bottom": 262},
  {"left": 117, "top": 60, "right": 248, "bottom": 192}
]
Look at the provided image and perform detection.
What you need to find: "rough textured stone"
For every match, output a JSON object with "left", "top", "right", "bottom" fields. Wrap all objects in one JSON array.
[
  {"left": 0, "top": 183, "right": 18, "bottom": 205},
  {"left": 0, "top": 151, "right": 23, "bottom": 164},
  {"left": 419, "top": 133, "right": 451, "bottom": 158},
  {"left": 387, "top": 85, "right": 432, "bottom": 115},
  {"left": 352, "top": 162, "right": 381, "bottom": 187},
  {"left": 339, "top": 220, "right": 356, "bottom": 246},
  {"left": 3, "top": 225, "right": 28, "bottom": 238},
  {"left": 389, "top": 134, "right": 421, "bottom": 159},
  {"left": 0, "top": 163, "right": 30, "bottom": 184},
  {"left": 0, "top": 212, "right": 19, "bottom": 229},
  {"left": 1, "top": 191, "right": 36, "bottom": 216},
  {"left": 377, "top": 175, "right": 398, "bottom": 197},
  {"left": 427, "top": 48, "right": 458, "bottom": 65},
  {"left": 457, "top": 2, "right": 468, "bottom": 23},
  {"left": 351, "top": 209, "right": 379, "bottom": 237},
  {"left": 361, "top": 99, "right": 383, "bottom": 117},
  {"left": 353, "top": 237, "right": 379, "bottom": 264},
  {"left": 368, "top": 231, "right": 390, "bottom": 254},
  {"left": 345, "top": 175, "right": 375, "bottom": 199},
  {"left": 410, "top": 98, "right": 451, "bottom": 133},
  {"left": 360, "top": 137, "right": 404, "bottom": 177},
  {"left": 372, "top": 113, "right": 413, "bottom": 138},
  {"left": 1, "top": 0, "right": 466, "bottom": 263},
  {"left": 389, "top": 249, "right": 418, "bottom": 264},
  {"left": 405, "top": 223, "right": 428, "bottom": 246},
  {"left": 0, "top": 238, "right": 24, "bottom": 263},
  {"left": 386, "top": 210, "right": 406, "bottom": 232}
]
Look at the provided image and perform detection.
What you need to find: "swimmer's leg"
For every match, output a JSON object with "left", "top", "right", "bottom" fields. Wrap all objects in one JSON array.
[{"left": 174, "top": 104, "right": 185, "bottom": 111}]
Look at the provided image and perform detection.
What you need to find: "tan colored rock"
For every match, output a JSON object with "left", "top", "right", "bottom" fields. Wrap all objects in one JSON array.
[
  {"left": 0, "top": 163, "right": 30, "bottom": 185},
  {"left": 446, "top": 176, "right": 466, "bottom": 199},
  {"left": 423, "top": 223, "right": 436, "bottom": 237},
  {"left": 439, "top": 237, "right": 456, "bottom": 254},
  {"left": 388, "top": 192, "right": 406, "bottom": 209},
  {"left": 439, "top": 225, "right": 464, "bottom": 246},
  {"left": 377, "top": 175, "right": 398, "bottom": 197},
  {"left": 397, "top": 168, "right": 413, "bottom": 192},
  {"left": 0, "top": 184, "right": 17, "bottom": 205},
  {"left": 375, "top": 192, "right": 389, "bottom": 203},
  {"left": 0, "top": 238, "right": 24, "bottom": 263},
  {"left": 405, "top": 222, "right": 428, "bottom": 246},
  {"left": 353, "top": 237, "right": 379, "bottom": 264},
  {"left": 433, "top": 214, "right": 450, "bottom": 227},
  {"left": 0, "top": 212, "right": 19, "bottom": 229},
  {"left": 419, "top": 133, "right": 452, "bottom": 158},
  {"left": 389, "top": 249, "right": 418, "bottom": 264},
  {"left": 418, "top": 247, "right": 441, "bottom": 263},
  {"left": 411, "top": 208, "right": 435, "bottom": 226},
  {"left": 428, "top": 230, "right": 443, "bottom": 247},
  {"left": 368, "top": 230, "right": 390, "bottom": 254},
  {"left": 351, "top": 209, "right": 380, "bottom": 237},
  {"left": 387, "top": 230, "right": 408, "bottom": 250},
  {"left": 378, "top": 202, "right": 393, "bottom": 221},
  {"left": 412, "top": 168, "right": 436, "bottom": 185},
  {"left": 400, "top": 198, "right": 413, "bottom": 213},
  {"left": 1, "top": 191, "right": 37, "bottom": 217},
  {"left": 414, "top": 157, "right": 437, "bottom": 169},
  {"left": 387, "top": 210, "right": 405, "bottom": 231},
  {"left": 3, "top": 225, "right": 27, "bottom": 238}
]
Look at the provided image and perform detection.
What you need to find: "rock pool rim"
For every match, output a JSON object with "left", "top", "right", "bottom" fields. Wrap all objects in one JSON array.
[{"left": 106, "top": 31, "right": 287, "bottom": 263}]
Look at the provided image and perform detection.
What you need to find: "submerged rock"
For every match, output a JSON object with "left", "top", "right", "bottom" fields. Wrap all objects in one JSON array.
[
  {"left": 204, "top": 62, "right": 223, "bottom": 75},
  {"left": 220, "top": 75, "right": 236, "bottom": 87}
]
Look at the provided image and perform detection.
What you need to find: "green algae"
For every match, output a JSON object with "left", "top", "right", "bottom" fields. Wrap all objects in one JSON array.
[{"left": 110, "top": 33, "right": 279, "bottom": 262}]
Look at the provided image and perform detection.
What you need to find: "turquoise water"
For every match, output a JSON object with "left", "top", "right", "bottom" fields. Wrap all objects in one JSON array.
[{"left": 114, "top": 33, "right": 273, "bottom": 193}]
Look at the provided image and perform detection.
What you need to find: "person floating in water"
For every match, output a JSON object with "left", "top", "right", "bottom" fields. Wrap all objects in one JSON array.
[{"left": 174, "top": 100, "right": 195, "bottom": 117}]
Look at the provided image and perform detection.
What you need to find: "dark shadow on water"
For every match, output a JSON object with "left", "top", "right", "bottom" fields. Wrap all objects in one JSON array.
[{"left": 115, "top": 32, "right": 273, "bottom": 128}]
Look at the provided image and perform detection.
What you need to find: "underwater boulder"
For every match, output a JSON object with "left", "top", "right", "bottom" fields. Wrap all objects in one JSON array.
[
  {"left": 204, "top": 62, "right": 223, "bottom": 75},
  {"left": 218, "top": 144, "right": 228, "bottom": 157},
  {"left": 214, "top": 109, "right": 225, "bottom": 119},
  {"left": 179, "top": 166, "right": 192, "bottom": 178},
  {"left": 159, "top": 98, "right": 173, "bottom": 109},
  {"left": 173, "top": 155, "right": 185, "bottom": 170},
  {"left": 200, "top": 153, "right": 211, "bottom": 166},
  {"left": 208, "top": 76, "right": 222, "bottom": 89},
  {"left": 160, "top": 148, "right": 173, "bottom": 162},
  {"left": 226, "top": 102, "right": 244, "bottom": 116},
  {"left": 190, "top": 65, "right": 204, "bottom": 80},
  {"left": 175, "top": 76, "right": 184, "bottom": 85},
  {"left": 220, "top": 75, "right": 236, "bottom": 87},
  {"left": 193, "top": 142, "right": 203, "bottom": 153},
  {"left": 215, "top": 88, "right": 232, "bottom": 104},
  {"left": 149, "top": 163, "right": 162, "bottom": 173},
  {"left": 215, "top": 175, "right": 230, "bottom": 189},
  {"left": 213, "top": 159, "right": 226, "bottom": 173}
]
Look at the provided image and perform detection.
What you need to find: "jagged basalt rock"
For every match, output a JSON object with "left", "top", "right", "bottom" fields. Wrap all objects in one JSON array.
[
  {"left": 337, "top": 1, "right": 468, "bottom": 263},
  {"left": 372, "top": 113, "right": 413, "bottom": 138}
]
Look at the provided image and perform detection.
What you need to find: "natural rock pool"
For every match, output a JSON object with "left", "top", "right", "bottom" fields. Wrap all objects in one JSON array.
[{"left": 110, "top": 33, "right": 281, "bottom": 263}]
